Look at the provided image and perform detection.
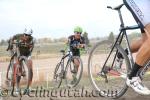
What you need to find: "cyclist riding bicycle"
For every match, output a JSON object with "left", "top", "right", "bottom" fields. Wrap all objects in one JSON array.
[
  {"left": 117, "top": 0, "right": 150, "bottom": 95},
  {"left": 67, "top": 26, "right": 85, "bottom": 84},
  {"left": 6, "top": 29, "right": 34, "bottom": 94}
]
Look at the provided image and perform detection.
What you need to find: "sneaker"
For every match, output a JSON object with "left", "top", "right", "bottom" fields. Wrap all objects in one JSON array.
[
  {"left": 114, "top": 58, "right": 123, "bottom": 70},
  {"left": 126, "top": 77, "right": 150, "bottom": 95},
  {"left": 117, "top": 49, "right": 128, "bottom": 59},
  {"left": 15, "top": 88, "right": 21, "bottom": 95},
  {"left": 71, "top": 67, "right": 78, "bottom": 74},
  {"left": 23, "top": 88, "right": 30, "bottom": 95}
]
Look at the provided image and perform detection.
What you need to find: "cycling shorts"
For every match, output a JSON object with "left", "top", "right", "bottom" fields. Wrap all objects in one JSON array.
[{"left": 124, "top": 0, "right": 150, "bottom": 28}]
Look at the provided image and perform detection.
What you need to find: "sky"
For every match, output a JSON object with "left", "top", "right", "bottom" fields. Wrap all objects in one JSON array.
[{"left": 0, "top": 0, "right": 140, "bottom": 41}]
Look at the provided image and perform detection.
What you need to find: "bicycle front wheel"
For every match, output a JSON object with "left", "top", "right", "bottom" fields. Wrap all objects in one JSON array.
[
  {"left": 10, "top": 57, "right": 32, "bottom": 96},
  {"left": 65, "top": 56, "right": 83, "bottom": 88},
  {"left": 88, "top": 40, "right": 131, "bottom": 98},
  {"left": 53, "top": 62, "right": 63, "bottom": 88}
]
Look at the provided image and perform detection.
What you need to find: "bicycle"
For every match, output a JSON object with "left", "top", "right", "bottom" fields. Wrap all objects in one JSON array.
[
  {"left": 53, "top": 43, "right": 83, "bottom": 88},
  {"left": 87, "top": 3, "right": 149, "bottom": 98},
  {"left": 6, "top": 41, "right": 33, "bottom": 96}
]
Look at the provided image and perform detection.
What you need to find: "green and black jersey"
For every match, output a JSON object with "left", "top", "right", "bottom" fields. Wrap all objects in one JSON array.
[{"left": 68, "top": 35, "right": 85, "bottom": 56}]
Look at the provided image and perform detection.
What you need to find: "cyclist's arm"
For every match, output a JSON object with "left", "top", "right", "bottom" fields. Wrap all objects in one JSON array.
[
  {"left": 78, "top": 37, "right": 85, "bottom": 48},
  {"left": 28, "top": 37, "right": 35, "bottom": 53},
  {"left": 78, "top": 44, "right": 85, "bottom": 48}
]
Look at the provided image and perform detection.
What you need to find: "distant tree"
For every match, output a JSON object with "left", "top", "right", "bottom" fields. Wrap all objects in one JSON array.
[
  {"left": 53, "top": 39, "right": 59, "bottom": 43},
  {"left": 37, "top": 37, "right": 52, "bottom": 43},
  {"left": 108, "top": 32, "right": 115, "bottom": 42},
  {"left": 58, "top": 37, "right": 67, "bottom": 42},
  {"left": 96, "top": 37, "right": 100, "bottom": 40},
  {"left": 0, "top": 39, "right": 7, "bottom": 45}
]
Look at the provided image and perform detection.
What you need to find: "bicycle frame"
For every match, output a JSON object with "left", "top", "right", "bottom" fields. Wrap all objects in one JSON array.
[
  {"left": 101, "top": 4, "right": 140, "bottom": 74},
  {"left": 59, "top": 50, "right": 73, "bottom": 73},
  {"left": 7, "top": 42, "right": 32, "bottom": 80}
]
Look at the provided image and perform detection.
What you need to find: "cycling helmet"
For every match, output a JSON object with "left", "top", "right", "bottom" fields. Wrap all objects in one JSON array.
[
  {"left": 24, "top": 28, "right": 33, "bottom": 35},
  {"left": 74, "top": 26, "right": 83, "bottom": 33}
]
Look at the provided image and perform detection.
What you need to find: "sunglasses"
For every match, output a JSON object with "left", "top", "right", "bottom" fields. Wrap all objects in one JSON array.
[{"left": 75, "top": 32, "right": 81, "bottom": 34}]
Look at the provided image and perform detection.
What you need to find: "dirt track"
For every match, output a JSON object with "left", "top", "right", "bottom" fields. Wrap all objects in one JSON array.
[{"left": 1, "top": 55, "right": 150, "bottom": 100}]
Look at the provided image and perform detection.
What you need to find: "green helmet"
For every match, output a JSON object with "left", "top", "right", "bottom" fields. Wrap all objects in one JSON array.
[{"left": 74, "top": 26, "right": 83, "bottom": 33}]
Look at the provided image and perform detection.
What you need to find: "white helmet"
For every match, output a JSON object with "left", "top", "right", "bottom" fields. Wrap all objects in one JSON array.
[{"left": 24, "top": 28, "right": 33, "bottom": 35}]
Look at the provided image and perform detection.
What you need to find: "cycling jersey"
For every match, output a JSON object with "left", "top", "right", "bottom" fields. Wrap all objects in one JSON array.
[
  {"left": 8, "top": 34, "right": 34, "bottom": 57},
  {"left": 68, "top": 35, "right": 85, "bottom": 56},
  {"left": 124, "top": 0, "right": 150, "bottom": 29}
]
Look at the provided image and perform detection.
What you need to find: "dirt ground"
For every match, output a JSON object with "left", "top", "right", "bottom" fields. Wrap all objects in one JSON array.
[{"left": 1, "top": 54, "right": 150, "bottom": 100}]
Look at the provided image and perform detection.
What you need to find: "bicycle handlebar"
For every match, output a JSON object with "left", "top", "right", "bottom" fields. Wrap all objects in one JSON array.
[
  {"left": 12, "top": 41, "right": 33, "bottom": 47},
  {"left": 70, "top": 43, "right": 80, "bottom": 48},
  {"left": 107, "top": 6, "right": 113, "bottom": 9}
]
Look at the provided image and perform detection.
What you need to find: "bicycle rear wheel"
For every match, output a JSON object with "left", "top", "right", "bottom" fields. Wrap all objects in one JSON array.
[
  {"left": 88, "top": 40, "right": 131, "bottom": 98},
  {"left": 65, "top": 56, "right": 83, "bottom": 88}
]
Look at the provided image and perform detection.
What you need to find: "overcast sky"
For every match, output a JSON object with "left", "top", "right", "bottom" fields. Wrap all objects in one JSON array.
[{"left": 0, "top": 0, "right": 139, "bottom": 40}]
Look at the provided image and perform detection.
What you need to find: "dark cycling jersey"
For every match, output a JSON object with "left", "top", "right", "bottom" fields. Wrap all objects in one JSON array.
[
  {"left": 8, "top": 34, "right": 34, "bottom": 57},
  {"left": 68, "top": 35, "right": 85, "bottom": 56}
]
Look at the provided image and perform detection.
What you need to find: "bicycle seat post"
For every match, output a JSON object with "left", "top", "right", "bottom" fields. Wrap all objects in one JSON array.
[
  {"left": 107, "top": 4, "right": 125, "bottom": 29},
  {"left": 118, "top": 9, "right": 125, "bottom": 29}
]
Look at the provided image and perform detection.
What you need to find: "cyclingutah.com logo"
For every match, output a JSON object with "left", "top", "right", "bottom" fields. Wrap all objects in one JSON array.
[{"left": 0, "top": 86, "right": 119, "bottom": 100}]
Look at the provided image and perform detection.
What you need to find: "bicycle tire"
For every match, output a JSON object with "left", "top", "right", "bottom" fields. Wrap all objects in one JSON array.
[
  {"left": 65, "top": 56, "right": 83, "bottom": 88},
  {"left": 11, "top": 57, "right": 32, "bottom": 96},
  {"left": 88, "top": 40, "right": 131, "bottom": 98},
  {"left": 7, "top": 58, "right": 15, "bottom": 96},
  {"left": 53, "top": 62, "right": 63, "bottom": 88}
]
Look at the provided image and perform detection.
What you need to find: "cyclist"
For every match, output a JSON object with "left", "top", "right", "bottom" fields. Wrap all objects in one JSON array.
[
  {"left": 67, "top": 26, "right": 85, "bottom": 84},
  {"left": 6, "top": 29, "right": 34, "bottom": 94},
  {"left": 117, "top": 0, "right": 150, "bottom": 95}
]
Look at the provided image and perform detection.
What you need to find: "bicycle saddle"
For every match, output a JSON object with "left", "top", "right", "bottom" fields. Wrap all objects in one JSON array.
[{"left": 113, "top": 4, "right": 124, "bottom": 10}]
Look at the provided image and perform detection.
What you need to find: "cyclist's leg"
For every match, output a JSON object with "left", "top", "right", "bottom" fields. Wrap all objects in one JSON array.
[
  {"left": 27, "top": 56, "right": 33, "bottom": 86},
  {"left": 136, "top": 24, "right": 150, "bottom": 65},
  {"left": 127, "top": 27, "right": 150, "bottom": 95},
  {"left": 124, "top": 0, "right": 150, "bottom": 77},
  {"left": 14, "top": 57, "right": 21, "bottom": 92},
  {"left": 130, "top": 33, "right": 147, "bottom": 53},
  {"left": 72, "top": 51, "right": 80, "bottom": 73},
  {"left": 73, "top": 58, "right": 80, "bottom": 72},
  {"left": 124, "top": 0, "right": 150, "bottom": 95}
]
